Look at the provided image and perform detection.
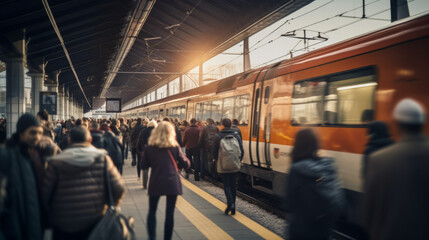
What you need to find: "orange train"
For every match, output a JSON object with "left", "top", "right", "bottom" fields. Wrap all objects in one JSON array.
[{"left": 121, "top": 13, "right": 429, "bottom": 225}]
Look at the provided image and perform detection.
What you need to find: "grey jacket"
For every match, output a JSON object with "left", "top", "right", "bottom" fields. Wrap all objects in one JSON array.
[{"left": 364, "top": 134, "right": 429, "bottom": 240}]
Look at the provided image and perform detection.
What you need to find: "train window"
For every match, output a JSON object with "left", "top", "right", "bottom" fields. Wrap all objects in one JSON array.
[
  {"left": 202, "top": 101, "right": 211, "bottom": 121},
  {"left": 292, "top": 80, "right": 326, "bottom": 125},
  {"left": 211, "top": 100, "right": 223, "bottom": 124},
  {"left": 222, "top": 97, "right": 235, "bottom": 121},
  {"left": 292, "top": 67, "right": 376, "bottom": 126},
  {"left": 252, "top": 89, "right": 260, "bottom": 137},
  {"left": 234, "top": 95, "right": 250, "bottom": 125},
  {"left": 195, "top": 103, "right": 203, "bottom": 120},
  {"left": 180, "top": 105, "right": 186, "bottom": 120},
  {"left": 325, "top": 70, "right": 376, "bottom": 125},
  {"left": 264, "top": 86, "right": 270, "bottom": 104}
]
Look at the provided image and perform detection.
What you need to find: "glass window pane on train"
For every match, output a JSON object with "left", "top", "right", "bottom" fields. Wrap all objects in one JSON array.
[
  {"left": 264, "top": 86, "right": 270, "bottom": 104},
  {"left": 211, "top": 100, "right": 223, "bottom": 124},
  {"left": 202, "top": 101, "right": 211, "bottom": 121},
  {"left": 252, "top": 89, "right": 260, "bottom": 137},
  {"left": 180, "top": 105, "right": 186, "bottom": 120},
  {"left": 222, "top": 97, "right": 235, "bottom": 121},
  {"left": 292, "top": 81, "right": 326, "bottom": 125},
  {"left": 195, "top": 103, "right": 203, "bottom": 120},
  {"left": 326, "top": 72, "right": 376, "bottom": 125},
  {"left": 234, "top": 95, "right": 250, "bottom": 125}
]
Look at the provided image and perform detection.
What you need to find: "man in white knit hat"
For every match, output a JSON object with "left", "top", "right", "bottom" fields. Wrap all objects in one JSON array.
[{"left": 364, "top": 98, "right": 429, "bottom": 240}]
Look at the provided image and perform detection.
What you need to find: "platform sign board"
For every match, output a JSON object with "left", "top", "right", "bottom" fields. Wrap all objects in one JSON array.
[
  {"left": 39, "top": 92, "right": 57, "bottom": 115},
  {"left": 105, "top": 98, "right": 121, "bottom": 113}
]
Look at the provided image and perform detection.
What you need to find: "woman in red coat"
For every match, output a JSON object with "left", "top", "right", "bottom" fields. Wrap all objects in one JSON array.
[{"left": 141, "top": 121, "right": 190, "bottom": 240}]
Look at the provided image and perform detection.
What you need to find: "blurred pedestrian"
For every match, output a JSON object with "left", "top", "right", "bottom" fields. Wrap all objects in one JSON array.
[
  {"left": 130, "top": 118, "right": 143, "bottom": 167},
  {"left": 0, "top": 113, "right": 44, "bottom": 240},
  {"left": 231, "top": 119, "right": 242, "bottom": 141},
  {"left": 199, "top": 118, "right": 219, "bottom": 178},
  {"left": 182, "top": 118, "right": 201, "bottom": 180},
  {"left": 136, "top": 120, "right": 157, "bottom": 187},
  {"left": 141, "top": 122, "right": 190, "bottom": 240},
  {"left": 362, "top": 121, "right": 394, "bottom": 179},
  {"left": 42, "top": 127, "right": 124, "bottom": 240},
  {"left": 212, "top": 118, "right": 244, "bottom": 215},
  {"left": 364, "top": 98, "right": 429, "bottom": 240},
  {"left": 119, "top": 118, "right": 130, "bottom": 160},
  {"left": 285, "top": 128, "right": 344, "bottom": 240}
]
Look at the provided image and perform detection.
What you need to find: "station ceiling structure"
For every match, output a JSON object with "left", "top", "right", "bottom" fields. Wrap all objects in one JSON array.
[{"left": 0, "top": 0, "right": 313, "bottom": 111}]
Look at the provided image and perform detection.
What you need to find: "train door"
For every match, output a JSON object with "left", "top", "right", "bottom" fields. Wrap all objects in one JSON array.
[
  {"left": 249, "top": 69, "right": 275, "bottom": 170},
  {"left": 249, "top": 70, "right": 265, "bottom": 168}
]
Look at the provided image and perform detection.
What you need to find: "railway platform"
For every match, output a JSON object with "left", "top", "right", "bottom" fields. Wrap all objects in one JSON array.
[{"left": 120, "top": 158, "right": 284, "bottom": 240}]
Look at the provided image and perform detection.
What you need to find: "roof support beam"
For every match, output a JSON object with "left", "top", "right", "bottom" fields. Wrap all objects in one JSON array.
[{"left": 100, "top": 0, "right": 157, "bottom": 97}]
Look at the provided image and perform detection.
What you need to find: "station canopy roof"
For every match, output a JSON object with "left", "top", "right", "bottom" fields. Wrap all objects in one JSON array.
[{"left": 0, "top": 0, "right": 313, "bottom": 111}]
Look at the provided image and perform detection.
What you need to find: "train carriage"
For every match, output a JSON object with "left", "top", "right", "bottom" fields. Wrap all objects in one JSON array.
[{"left": 121, "top": 13, "right": 429, "bottom": 227}]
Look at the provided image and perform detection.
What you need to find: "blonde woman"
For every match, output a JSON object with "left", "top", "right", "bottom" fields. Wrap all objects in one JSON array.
[{"left": 141, "top": 121, "right": 190, "bottom": 240}]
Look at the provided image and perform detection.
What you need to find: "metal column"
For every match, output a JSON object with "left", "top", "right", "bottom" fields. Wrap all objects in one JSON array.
[
  {"left": 28, "top": 72, "right": 44, "bottom": 115},
  {"left": 6, "top": 57, "right": 25, "bottom": 137}
]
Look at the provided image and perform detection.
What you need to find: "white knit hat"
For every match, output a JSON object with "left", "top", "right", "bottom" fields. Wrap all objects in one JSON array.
[{"left": 393, "top": 98, "right": 426, "bottom": 124}]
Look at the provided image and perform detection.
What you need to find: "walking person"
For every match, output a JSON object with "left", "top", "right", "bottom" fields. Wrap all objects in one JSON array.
[
  {"left": 0, "top": 113, "right": 44, "bottom": 240},
  {"left": 119, "top": 118, "right": 130, "bottom": 160},
  {"left": 141, "top": 122, "right": 190, "bottom": 240},
  {"left": 130, "top": 118, "right": 144, "bottom": 167},
  {"left": 41, "top": 127, "right": 125, "bottom": 240},
  {"left": 364, "top": 98, "right": 429, "bottom": 240},
  {"left": 285, "top": 128, "right": 345, "bottom": 240},
  {"left": 212, "top": 118, "right": 244, "bottom": 215},
  {"left": 137, "top": 120, "right": 157, "bottom": 188},
  {"left": 199, "top": 118, "right": 219, "bottom": 178},
  {"left": 182, "top": 118, "right": 201, "bottom": 180}
]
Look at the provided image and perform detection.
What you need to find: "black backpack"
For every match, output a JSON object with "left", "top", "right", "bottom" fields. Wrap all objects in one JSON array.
[{"left": 298, "top": 158, "right": 345, "bottom": 222}]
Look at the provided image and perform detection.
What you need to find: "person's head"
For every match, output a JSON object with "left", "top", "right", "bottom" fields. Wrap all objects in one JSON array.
[
  {"left": 75, "top": 119, "right": 82, "bottom": 126},
  {"left": 137, "top": 118, "right": 142, "bottom": 125},
  {"left": 182, "top": 120, "right": 189, "bottom": 127},
  {"left": 190, "top": 118, "right": 196, "bottom": 125},
  {"left": 148, "top": 121, "right": 178, "bottom": 148},
  {"left": 17, "top": 113, "right": 43, "bottom": 148},
  {"left": 147, "top": 120, "right": 158, "bottom": 128},
  {"left": 163, "top": 117, "right": 170, "bottom": 122},
  {"left": 69, "top": 126, "right": 92, "bottom": 145},
  {"left": 222, "top": 118, "right": 232, "bottom": 128},
  {"left": 368, "top": 121, "right": 391, "bottom": 140},
  {"left": 37, "top": 109, "right": 49, "bottom": 122},
  {"left": 291, "top": 128, "right": 320, "bottom": 163},
  {"left": 111, "top": 119, "right": 119, "bottom": 128},
  {"left": 394, "top": 98, "right": 426, "bottom": 134},
  {"left": 89, "top": 121, "right": 99, "bottom": 130},
  {"left": 206, "top": 118, "right": 215, "bottom": 125},
  {"left": 119, "top": 118, "right": 125, "bottom": 124},
  {"left": 232, "top": 119, "right": 239, "bottom": 126}
]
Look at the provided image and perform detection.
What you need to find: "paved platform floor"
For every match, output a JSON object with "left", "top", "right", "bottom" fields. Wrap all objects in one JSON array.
[{"left": 120, "top": 157, "right": 283, "bottom": 240}]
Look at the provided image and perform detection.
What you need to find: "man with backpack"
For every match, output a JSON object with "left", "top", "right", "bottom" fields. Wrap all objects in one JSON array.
[
  {"left": 199, "top": 118, "right": 219, "bottom": 179},
  {"left": 212, "top": 118, "right": 244, "bottom": 215}
]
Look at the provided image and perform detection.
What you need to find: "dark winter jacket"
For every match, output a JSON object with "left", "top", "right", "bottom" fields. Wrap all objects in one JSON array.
[
  {"left": 285, "top": 158, "right": 343, "bottom": 240},
  {"left": 0, "top": 135, "right": 42, "bottom": 240},
  {"left": 142, "top": 146, "right": 190, "bottom": 196},
  {"left": 130, "top": 124, "right": 144, "bottom": 148},
  {"left": 136, "top": 127, "right": 154, "bottom": 153},
  {"left": 199, "top": 124, "right": 219, "bottom": 150},
  {"left": 212, "top": 128, "right": 244, "bottom": 161},
  {"left": 232, "top": 125, "right": 242, "bottom": 141},
  {"left": 90, "top": 129, "right": 105, "bottom": 149},
  {"left": 362, "top": 121, "right": 394, "bottom": 178},
  {"left": 364, "top": 134, "right": 429, "bottom": 240},
  {"left": 182, "top": 125, "right": 200, "bottom": 149},
  {"left": 42, "top": 144, "right": 124, "bottom": 233},
  {"left": 119, "top": 123, "right": 130, "bottom": 143}
]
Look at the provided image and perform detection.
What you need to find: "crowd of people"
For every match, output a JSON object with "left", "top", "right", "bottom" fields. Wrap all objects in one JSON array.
[{"left": 0, "top": 97, "right": 428, "bottom": 240}]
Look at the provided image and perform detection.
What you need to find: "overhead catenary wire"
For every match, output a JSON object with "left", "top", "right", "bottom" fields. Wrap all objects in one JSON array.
[{"left": 41, "top": 0, "right": 91, "bottom": 108}]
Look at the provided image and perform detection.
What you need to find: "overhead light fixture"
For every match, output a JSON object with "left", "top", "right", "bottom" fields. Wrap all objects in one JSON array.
[
  {"left": 144, "top": 36, "right": 162, "bottom": 41},
  {"left": 338, "top": 82, "right": 377, "bottom": 91},
  {"left": 164, "top": 23, "right": 180, "bottom": 29},
  {"left": 151, "top": 58, "right": 166, "bottom": 63}
]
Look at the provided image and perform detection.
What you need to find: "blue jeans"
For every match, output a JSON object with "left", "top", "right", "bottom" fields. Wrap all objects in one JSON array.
[{"left": 222, "top": 173, "right": 237, "bottom": 207}]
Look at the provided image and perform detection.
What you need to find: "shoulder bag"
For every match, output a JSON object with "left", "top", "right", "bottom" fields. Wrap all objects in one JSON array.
[{"left": 88, "top": 158, "right": 135, "bottom": 240}]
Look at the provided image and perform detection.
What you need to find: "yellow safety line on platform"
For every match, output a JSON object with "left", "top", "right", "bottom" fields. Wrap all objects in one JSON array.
[
  {"left": 181, "top": 179, "right": 283, "bottom": 240},
  {"left": 176, "top": 196, "right": 233, "bottom": 240}
]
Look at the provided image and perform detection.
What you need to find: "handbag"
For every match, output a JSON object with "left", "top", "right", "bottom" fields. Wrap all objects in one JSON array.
[{"left": 88, "top": 158, "right": 136, "bottom": 240}]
